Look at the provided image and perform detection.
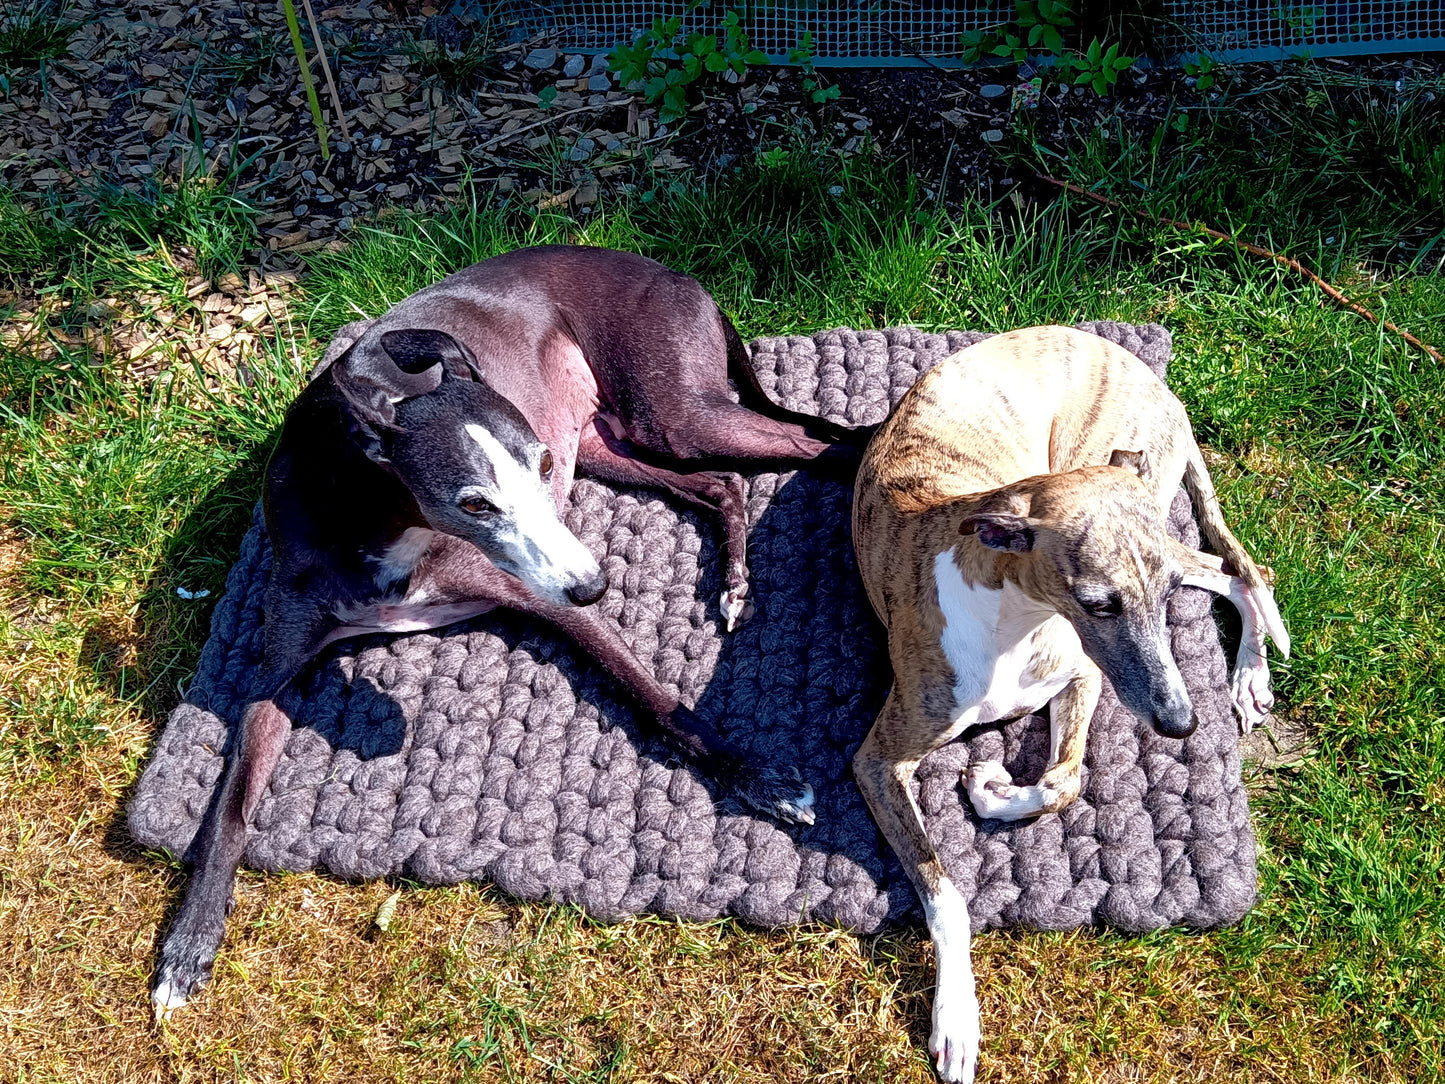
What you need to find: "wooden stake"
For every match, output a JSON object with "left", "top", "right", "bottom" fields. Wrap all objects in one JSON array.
[{"left": 299, "top": 0, "right": 351, "bottom": 144}]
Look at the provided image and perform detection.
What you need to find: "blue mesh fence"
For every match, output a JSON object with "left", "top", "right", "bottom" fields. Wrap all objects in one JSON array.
[{"left": 492, "top": 1, "right": 1445, "bottom": 66}]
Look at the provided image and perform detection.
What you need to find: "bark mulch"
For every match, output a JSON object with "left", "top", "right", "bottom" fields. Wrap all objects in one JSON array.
[{"left": 4, "top": 2, "right": 1441, "bottom": 266}]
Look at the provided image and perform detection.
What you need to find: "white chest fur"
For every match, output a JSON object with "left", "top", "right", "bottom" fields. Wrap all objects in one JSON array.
[
  {"left": 933, "top": 548, "right": 1080, "bottom": 727},
  {"left": 370, "top": 526, "right": 436, "bottom": 590}
]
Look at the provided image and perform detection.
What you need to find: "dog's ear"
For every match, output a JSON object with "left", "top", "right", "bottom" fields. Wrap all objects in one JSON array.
[
  {"left": 960, "top": 512, "right": 1036, "bottom": 553},
  {"left": 380, "top": 328, "right": 479, "bottom": 382},
  {"left": 1108, "top": 448, "right": 1152, "bottom": 481},
  {"left": 960, "top": 489, "right": 1036, "bottom": 552},
  {"left": 331, "top": 330, "right": 451, "bottom": 429}
]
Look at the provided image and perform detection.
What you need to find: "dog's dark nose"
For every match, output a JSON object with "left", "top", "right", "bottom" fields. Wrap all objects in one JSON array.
[
  {"left": 565, "top": 569, "right": 608, "bottom": 606},
  {"left": 1151, "top": 707, "right": 1198, "bottom": 739}
]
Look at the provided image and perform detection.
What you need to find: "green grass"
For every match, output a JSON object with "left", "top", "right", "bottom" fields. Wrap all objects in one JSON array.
[
  {"left": 199, "top": 26, "right": 289, "bottom": 87},
  {"left": 0, "top": 152, "right": 262, "bottom": 294},
  {"left": 0, "top": 0, "right": 81, "bottom": 72},
  {"left": 1, "top": 78, "right": 1442, "bottom": 1080}
]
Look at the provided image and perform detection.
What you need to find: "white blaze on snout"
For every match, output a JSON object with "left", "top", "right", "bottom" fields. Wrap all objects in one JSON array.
[
  {"left": 463, "top": 423, "right": 600, "bottom": 603},
  {"left": 1157, "top": 619, "right": 1190, "bottom": 709}
]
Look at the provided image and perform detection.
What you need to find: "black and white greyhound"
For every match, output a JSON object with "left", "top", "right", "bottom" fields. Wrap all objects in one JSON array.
[{"left": 152, "top": 244, "right": 868, "bottom": 1016}]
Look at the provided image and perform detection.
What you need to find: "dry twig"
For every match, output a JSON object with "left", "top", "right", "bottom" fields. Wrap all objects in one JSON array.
[
  {"left": 299, "top": 0, "right": 351, "bottom": 143},
  {"left": 1035, "top": 173, "right": 1443, "bottom": 363}
]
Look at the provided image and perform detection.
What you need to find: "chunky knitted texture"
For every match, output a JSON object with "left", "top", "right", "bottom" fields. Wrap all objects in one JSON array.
[{"left": 128, "top": 323, "right": 1257, "bottom": 934}]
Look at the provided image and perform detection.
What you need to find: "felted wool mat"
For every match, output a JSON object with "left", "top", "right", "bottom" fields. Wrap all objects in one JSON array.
[{"left": 128, "top": 321, "right": 1257, "bottom": 934}]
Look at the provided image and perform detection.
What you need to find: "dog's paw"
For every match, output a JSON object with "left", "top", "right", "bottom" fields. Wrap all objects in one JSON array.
[
  {"left": 965, "top": 761, "right": 1018, "bottom": 819},
  {"left": 929, "top": 981, "right": 980, "bottom": 1083},
  {"left": 724, "top": 762, "right": 816, "bottom": 825},
  {"left": 1231, "top": 652, "right": 1274, "bottom": 734},
  {"left": 719, "top": 584, "right": 753, "bottom": 632},
  {"left": 152, "top": 917, "right": 223, "bottom": 1021}
]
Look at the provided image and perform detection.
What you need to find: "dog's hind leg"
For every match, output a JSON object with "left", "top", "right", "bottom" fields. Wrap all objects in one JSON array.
[
  {"left": 721, "top": 317, "right": 877, "bottom": 450},
  {"left": 1169, "top": 540, "right": 1282, "bottom": 732},
  {"left": 1179, "top": 439, "right": 1290, "bottom": 659},
  {"left": 152, "top": 600, "right": 331, "bottom": 1018},
  {"left": 854, "top": 693, "right": 979, "bottom": 1084},
  {"left": 577, "top": 420, "right": 755, "bottom": 631},
  {"left": 520, "top": 585, "right": 816, "bottom": 824}
]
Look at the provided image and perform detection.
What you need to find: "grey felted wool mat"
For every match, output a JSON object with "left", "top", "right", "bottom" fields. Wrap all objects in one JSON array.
[{"left": 128, "top": 321, "right": 1256, "bottom": 935}]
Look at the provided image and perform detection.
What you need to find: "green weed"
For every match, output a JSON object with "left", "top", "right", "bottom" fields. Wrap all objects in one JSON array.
[{"left": 0, "top": 0, "right": 80, "bottom": 72}]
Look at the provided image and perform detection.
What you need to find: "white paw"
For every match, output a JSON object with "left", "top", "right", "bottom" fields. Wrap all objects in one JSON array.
[
  {"left": 1231, "top": 651, "right": 1274, "bottom": 733},
  {"left": 929, "top": 982, "right": 980, "bottom": 1083},
  {"left": 965, "top": 761, "right": 1016, "bottom": 819},
  {"left": 151, "top": 980, "right": 188, "bottom": 1022},
  {"left": 777, "top": 782, "right": 816, "bottom": 826},
  {"left": 719, "top": 585, "right": 750, "bottom": 632}
]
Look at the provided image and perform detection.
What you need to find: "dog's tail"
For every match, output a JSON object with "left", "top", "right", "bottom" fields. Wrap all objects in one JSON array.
[
  {"left": 1183, "top": 437, "right": 1290, "bottom": 655},
  {"left": 722, "top": 313, "right": 878, "bottom": 449}
]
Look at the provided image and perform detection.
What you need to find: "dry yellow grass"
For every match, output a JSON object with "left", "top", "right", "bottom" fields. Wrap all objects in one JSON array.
[
  {"left": 0, "top": 698, "right": 1384, "bottom": 1084},
  {"left": 0, "top": 484, "right": 1387, "bottom": 1084}
]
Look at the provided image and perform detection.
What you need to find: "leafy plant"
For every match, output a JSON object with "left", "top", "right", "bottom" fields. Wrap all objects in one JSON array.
[
  {"left": 1272, "top": 1, "right": 1323, "bottom": 37},
  {"left": 1014, "top": 0, "right": 1073, "bottom": 55},
  {"left": 607, "top": 7, "right": 766, "bottom": 123},
  {"left": 1184, "top": 51, "right": 1216, "bottom": 92},
  {"left": 958, "top": 1, "right": 1133, "bottom": 98},
  {"left": 1071, "top": 37, "right": 1134, "bottom": 96},
  {"left": 757, "top": 146, "right": 791, "bottom": 169},
  {"left": 961, "top": 0, "right": 1074, "bottom": 64},
  {"left": 789, "top": 31, "right": 838, "bottom": 105}
]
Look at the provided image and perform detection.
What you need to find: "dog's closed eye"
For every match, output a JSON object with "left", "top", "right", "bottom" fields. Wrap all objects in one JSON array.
[
  {"left": 459, "top": 495, "right": 498, "bottom": 516},
  {"left": 1079, "top": 593, "right": 1123, "bottom": 618}
]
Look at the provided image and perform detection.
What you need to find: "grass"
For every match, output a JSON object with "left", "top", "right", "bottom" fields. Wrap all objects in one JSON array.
[
  {"left": 0, "top": 0, "right": 81, "bottom": 72},
  {"left": 0, "top": 147, "right": 263, "bottom": 294},
  {"left": 390, "top": 1, "right": 509, "bottom": 95},
  {"left": 199, "top": 26, "right": 289, "bottom": 87},
  {"left": 1, "top": 66, "right": 1443, "bottom": 1082}
]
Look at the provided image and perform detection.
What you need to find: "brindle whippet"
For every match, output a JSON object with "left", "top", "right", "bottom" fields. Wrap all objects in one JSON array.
[{"left": 851, "top": 325, "right": 1290, "bottom": 1082}]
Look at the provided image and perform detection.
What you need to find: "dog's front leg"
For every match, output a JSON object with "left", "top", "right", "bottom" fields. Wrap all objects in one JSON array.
[
  {"left": 854, "top": 694, "right": 979, "bottom": 1083},
  {"left": 965, "top": 666, "right": 1102, "bottom": 821},
  {"left": 525, "top": 594, "right": 816, "bottom": 824},
  {"left": 152, "top": 601, "right": 330, "bottom": 1018},
  {"left": 1169, "top": 540, "right": 1289, "bottom": 732}
]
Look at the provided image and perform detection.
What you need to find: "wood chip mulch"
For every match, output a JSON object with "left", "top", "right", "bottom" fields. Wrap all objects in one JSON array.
[{"left": 4, "top": 1, "right": 1441, "bottom": 267}]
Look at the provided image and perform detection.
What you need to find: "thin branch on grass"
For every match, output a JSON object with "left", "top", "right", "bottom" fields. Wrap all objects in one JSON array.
[
  {"left": 1034, "top": 172, "right": 1443, "bottom": 363},
  {"left": 298, "top": 0, "right": 351, "bottom": 144},
  {"left": 478, "top": 106, "right": 593, "bottom": 150}
]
